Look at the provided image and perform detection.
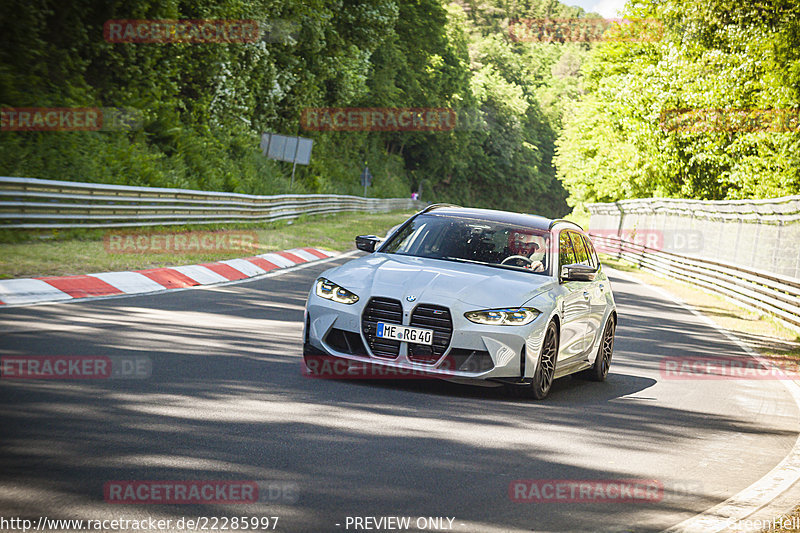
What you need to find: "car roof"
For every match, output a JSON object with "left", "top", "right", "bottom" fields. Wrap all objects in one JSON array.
[{"left": 421, "top": 205, "right": 582, "bottom": 232}]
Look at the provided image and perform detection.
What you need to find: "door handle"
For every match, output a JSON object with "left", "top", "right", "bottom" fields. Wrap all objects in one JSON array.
[{"left": 583, "top": 291, "right": 590, "bottom": 300}]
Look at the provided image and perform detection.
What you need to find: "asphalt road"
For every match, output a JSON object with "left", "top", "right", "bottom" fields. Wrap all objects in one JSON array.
[{"left": 1, "top": 257, "right": 798, "bottom": 532}]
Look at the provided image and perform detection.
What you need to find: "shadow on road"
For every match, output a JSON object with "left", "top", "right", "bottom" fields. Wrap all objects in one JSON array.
[{"left": 1, "top": 267, "right": 797, "bottom": 532}]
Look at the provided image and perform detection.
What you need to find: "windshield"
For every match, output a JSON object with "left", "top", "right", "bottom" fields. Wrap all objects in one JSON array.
[{"left": 380, "top": 214, "right": 550, "bottom": 275}]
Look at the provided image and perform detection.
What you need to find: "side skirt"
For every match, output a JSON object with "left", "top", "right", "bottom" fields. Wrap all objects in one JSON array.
[{"left": 553, "top": 357, "right": 592, "bottom": 379}]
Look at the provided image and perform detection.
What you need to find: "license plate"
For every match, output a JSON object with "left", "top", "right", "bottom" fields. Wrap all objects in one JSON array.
[{"left": 376, "top": 322, "right": 433, "bottom": 345}]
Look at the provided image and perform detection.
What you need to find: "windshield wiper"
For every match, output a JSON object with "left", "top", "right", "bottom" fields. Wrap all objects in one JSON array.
[
  {"left": 442, "top": 256, "right": 485, "bottom": 265},
  {"left": 442, "top": 256, "right": 538, "bottom": 273}
]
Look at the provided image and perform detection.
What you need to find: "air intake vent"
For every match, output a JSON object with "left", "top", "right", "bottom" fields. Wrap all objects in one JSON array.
[
  {"left": 408, "top": 305, "right": 452, "bottom": 364},
  {"left": 443, "top": 349, "right": 494, "bottom": 373},
  {"left": 324, "top": 328, "right": 367, "bottom": 356}
]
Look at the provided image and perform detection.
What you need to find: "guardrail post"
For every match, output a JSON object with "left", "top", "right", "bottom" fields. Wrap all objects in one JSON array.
[
  {"left": 752, "top": 219, "right": 761, "bottom": 271},
  {"left": 773, "top": 221, "right": 782, "bottom": 275}
]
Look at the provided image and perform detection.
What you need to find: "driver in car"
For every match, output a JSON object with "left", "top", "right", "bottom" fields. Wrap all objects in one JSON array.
[{"left": 507, "top": 232, "right": 546, "bottom": 272}]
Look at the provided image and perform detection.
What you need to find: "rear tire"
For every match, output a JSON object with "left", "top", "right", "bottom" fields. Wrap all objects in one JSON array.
[{"left": 583, "top": 316, "right": 615, "bottom": 382}]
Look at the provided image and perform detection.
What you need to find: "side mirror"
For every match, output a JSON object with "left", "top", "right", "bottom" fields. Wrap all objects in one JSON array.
[
  {"left": 356, "top": 235, "right": 382, "bottom": 253},
  {"left": 560, "top": 263, "right": 597, "bottom": 282}
]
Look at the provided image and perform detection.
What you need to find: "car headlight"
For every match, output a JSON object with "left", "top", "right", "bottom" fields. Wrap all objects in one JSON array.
[
  {"left": 315, "top": 277, "right": 359, "bottom": 305},
  {"left": 464, "top": 307, "right": 540, "bottom": 326}
]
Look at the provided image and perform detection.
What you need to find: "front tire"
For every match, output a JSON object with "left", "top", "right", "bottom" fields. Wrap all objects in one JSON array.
[
  {"left": 531, "top": 321, "right": 558, "bottom": 399},
  {"left": 507, "top": 321, "right": 558, "bottom": 400}
]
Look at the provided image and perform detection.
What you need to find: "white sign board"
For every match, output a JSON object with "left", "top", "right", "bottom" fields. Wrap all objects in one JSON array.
[
  {"left": 295, "top": 138, "right": 313, "bottom": 165},
  {"left": 261, "top": 133, "right": 313, "bottom": 165}
]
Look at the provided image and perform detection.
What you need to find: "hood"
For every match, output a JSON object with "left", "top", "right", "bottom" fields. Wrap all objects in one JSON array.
[{"left": 321, "top": 253, "right": 555, "bottom": 308}]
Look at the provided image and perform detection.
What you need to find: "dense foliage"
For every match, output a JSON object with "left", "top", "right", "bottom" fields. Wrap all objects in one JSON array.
[
  {"left": 1, "top": 0, "right": 795, "bottom": 219},
  {"left": 555, "top": 0, "right": 800, "bottom": 208},
  {"left": 0, "top": 0, "right": 580, "bottom": 217}
]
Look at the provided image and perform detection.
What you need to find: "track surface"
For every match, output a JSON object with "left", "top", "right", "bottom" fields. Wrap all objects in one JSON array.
[{"left": 1, "top": 257, "right": 798, "bottom": 532}]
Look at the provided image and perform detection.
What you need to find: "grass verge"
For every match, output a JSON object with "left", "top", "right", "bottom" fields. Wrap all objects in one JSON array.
[{"left": 0, "top": 210, "right": 414, "bottom": 279}]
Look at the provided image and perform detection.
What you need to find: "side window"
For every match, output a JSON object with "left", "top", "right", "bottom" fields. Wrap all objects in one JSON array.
[
  {"left": 569, "top": 232, "right": 591, "bottom": 266},
  {"left": 582, "top": 234, "right": 599, "bottom": 269},
  {"left": 559, "top": 231, "right": 576, "bottom": 268}
]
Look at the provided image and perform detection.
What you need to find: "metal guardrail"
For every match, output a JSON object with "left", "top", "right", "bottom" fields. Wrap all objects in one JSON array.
[
  {"left": 586, "top": 195, "right": 800, "bottom": 223},
  {"left": 586, "top": 195, "right": 800, "bottom": 280},
  {"left": 0, "top": 177, "right": 424, "bottom": 229},
  {"left": 592, "top": 233, "right": 800, "bottom": 330}
]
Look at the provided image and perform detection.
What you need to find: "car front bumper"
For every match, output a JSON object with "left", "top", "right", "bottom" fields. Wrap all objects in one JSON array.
[{"left": 304, "top": 291, "right": 549, "bottom": 381}]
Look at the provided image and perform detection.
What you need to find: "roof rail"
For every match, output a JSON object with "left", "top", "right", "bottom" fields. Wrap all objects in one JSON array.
[
  {"left": 419, "top": 203, "right": 461, "bottom": 213},
  {"left": 549, "top": 218, "right": 584, "bottom": 231}
]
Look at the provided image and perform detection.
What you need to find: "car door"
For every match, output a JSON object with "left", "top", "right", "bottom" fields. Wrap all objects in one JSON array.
[
  {"left": 570, "top": 232, "right": 604, "bottom": 353},
  {"left": 581, "top": 234, "right": 609, "bottom": 352},
  {"left": 557, "top": 230, "right": 591, "bottom": 362}
]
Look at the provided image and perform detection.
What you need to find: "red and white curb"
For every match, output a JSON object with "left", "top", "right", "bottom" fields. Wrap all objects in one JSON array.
[{"left": 0, "top": 248, "right": 339, "bottom": 307}]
